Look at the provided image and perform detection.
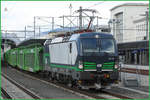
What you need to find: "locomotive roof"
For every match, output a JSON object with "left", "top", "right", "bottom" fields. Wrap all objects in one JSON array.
[
  {"left": 79, "top": 32, "right": 113, "bottom": 38},
  {"left": 49, "top": 32, "right": 114, "bottom": 43},
  {"left": 69, "top": 32, "right": 113, "bottom": 41}
]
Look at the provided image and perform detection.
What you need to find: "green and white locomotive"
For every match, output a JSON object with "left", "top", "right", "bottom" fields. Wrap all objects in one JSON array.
[{"left": 44, "top": 32, "right": 119, "bottom": 89}]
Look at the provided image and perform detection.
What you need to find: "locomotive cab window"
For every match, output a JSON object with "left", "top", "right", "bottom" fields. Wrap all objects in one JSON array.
[{"left": 81, "top": 38, "right": 115, "bottom": 56}]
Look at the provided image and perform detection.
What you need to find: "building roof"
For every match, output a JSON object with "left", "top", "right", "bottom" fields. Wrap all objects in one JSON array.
[
  {"left": 1, "top": 33, "right": 20, "bottom": 45},
  {"left": 118, "top": 40, "right": 148, "bottom": 50},
  {"left": 110, "top": 3, "right": 149, "bottom": 11}
]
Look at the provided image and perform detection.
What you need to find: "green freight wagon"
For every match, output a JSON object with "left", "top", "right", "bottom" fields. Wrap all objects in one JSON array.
[
  {"left": 17, "top": 48, "right": 25, "bottom": 69},
  {"left": 23, "top": 44, "right": 43, "bottom": 72},
  {"left": 16, "top": 39, "right": 46, "bottom": 72},
  {"left": 10, "top": 48, "right": 18, "bottom": 67},
  {"left": 4, "top": 48, "right": 18, "bottom": 67},
  {"left": 4, "top": 50, "right": 11, "bottom": 65}
]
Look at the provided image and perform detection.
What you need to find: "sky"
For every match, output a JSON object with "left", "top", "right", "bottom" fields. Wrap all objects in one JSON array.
[{"left": 1, "top": 1, "right": 149, "bottom": 39}]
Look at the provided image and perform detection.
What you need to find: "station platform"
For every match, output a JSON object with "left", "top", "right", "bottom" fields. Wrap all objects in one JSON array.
[{"left": 119, "top": 64, "right": 149, "bottom": 87}]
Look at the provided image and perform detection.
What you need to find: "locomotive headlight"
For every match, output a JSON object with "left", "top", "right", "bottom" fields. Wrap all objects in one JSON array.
[
  {"left": 95, "top": 35, "right": 99, "bottom": 38},
  {"left": 78, "top": 61, "right": 83, "bottom": 69},
  {"left": 79, "top": 65, "right": 83, "bottom": 69},
  {"left": 114, "top": 65, "right": 119, "bottom": 69}
]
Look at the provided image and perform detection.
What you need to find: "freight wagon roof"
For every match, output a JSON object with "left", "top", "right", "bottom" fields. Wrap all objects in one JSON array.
[{"left": 17, "top": 39, "right": 46, "bottom": 47}]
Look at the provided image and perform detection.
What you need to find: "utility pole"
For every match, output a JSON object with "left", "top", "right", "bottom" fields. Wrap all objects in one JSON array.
[
  {"left": 34, "top": 16, "right": 36, "bottom": 39},
  {"left": 52, "top": 17, "right": 54, "bottom": 30},
  {"left": 39, "top": 26, "right": 40, "bottom": 38},
  {"left": 25, "top": 26, "right": 26, "bottom": 39},
  {"left": 69, "top": 4, "right": 72, "bottom": 32},
  {"left": 63, "top": 15, "right": 64, "bottom": 29},
  {"left": 79, "top": 6, "right": 82, "bottom": 30},
  {"left": 97, "top": 16, "right": 98, "bottom": 28}
]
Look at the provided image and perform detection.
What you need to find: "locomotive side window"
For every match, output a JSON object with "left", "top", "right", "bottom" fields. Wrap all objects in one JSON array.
[{"left": 69, "top": 43, "right": 72, "bottom": 53}]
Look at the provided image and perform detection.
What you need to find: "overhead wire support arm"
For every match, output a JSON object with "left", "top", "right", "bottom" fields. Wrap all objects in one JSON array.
[
  {"left": 75, "top": 6, "right": 99, "bottom": 30},
  {"left": 1, "top": 30, "right": 34, "bottom": 32},
  {"left": 65, "top": 17, "right": 77, "bottom": 26}
]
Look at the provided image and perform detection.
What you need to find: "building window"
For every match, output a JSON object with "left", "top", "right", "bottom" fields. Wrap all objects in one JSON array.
[{"left": 115, "top": 12, "right": 123, "bottom": 43}]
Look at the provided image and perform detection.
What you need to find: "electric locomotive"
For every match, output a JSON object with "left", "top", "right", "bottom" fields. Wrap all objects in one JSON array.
[{"left": 44, "top": 32, "right": 119, "bottom": 89}]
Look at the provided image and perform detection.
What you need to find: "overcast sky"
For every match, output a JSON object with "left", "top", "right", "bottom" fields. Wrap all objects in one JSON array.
[{"left": 1, "top": 1, "right": 149, "bottom": 32}]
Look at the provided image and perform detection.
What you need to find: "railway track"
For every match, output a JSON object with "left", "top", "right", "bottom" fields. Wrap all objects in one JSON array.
[
  {"left": 1, "top": 73, "right": 42, "bottom": 99},
  {"left": 1, "top": 88, "right": 12, "bottom": 99},
  {"left": 100, "top": 89, "right": 132, "bottom": 99},
  {"left": 46, "top": 78, "right": 132, "bottom": 99},
  {"left": 5, "top": 66, "right": 133, "bottom": 99}
]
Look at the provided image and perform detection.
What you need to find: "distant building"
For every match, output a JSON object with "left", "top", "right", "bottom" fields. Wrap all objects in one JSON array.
[
  {"left": 109, "top": 3, "right": 149, "bottom": 43},
  {"left": 1, "top": 33, "right": 20, "bottom": 52}
]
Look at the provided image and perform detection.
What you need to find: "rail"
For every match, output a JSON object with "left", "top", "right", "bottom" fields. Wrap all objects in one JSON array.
[
  {"left": 1, "top": 73, "right": 42, "bottom": 99},
  {"left": 1, "top": 88, "right": 12, "bottom": 99}
]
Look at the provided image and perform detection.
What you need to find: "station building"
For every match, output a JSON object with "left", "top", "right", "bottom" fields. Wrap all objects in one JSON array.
[
  {"left": 109, "top": 3, "right": 149, "bottom": 66},
  {"left": 118, "top": 40, "right": 148, "bottom": 66},
  {"left": 109, "top": 3, "right": 149, "bottom": 43}
]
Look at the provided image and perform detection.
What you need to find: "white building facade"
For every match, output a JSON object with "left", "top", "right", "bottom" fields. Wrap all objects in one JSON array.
[
  {"left": 133, "top": 15, "right": 149, "bottom": 41},
  {"left": 109, "top": 3, "right": 149, "bottom": 43}
]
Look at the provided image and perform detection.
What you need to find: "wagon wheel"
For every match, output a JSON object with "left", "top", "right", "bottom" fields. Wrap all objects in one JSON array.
[
  {"left": 67, "top": 81, "right": 73, "bottom": 88},
  {"left": 48, "top": 72, "right": 54, "bottom": 81},
  {"left": 67, "top": 77, "right": 73, "bottom": 88}
]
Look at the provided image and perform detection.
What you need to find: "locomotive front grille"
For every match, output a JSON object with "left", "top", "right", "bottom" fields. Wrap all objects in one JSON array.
[
  {"left": 83, "top": 62, "right": 115, "bottom": 71},
  {"left": 83, "top": 62, "right": 96, "bottom": 71},
  {"left": 102, "top": 62, "right": 114, "bottom": 71}
]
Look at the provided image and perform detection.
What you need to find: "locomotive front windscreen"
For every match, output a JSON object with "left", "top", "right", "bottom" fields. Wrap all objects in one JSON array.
[{"left": 81, "top": 38, "right": 115, "bottom": 55}]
